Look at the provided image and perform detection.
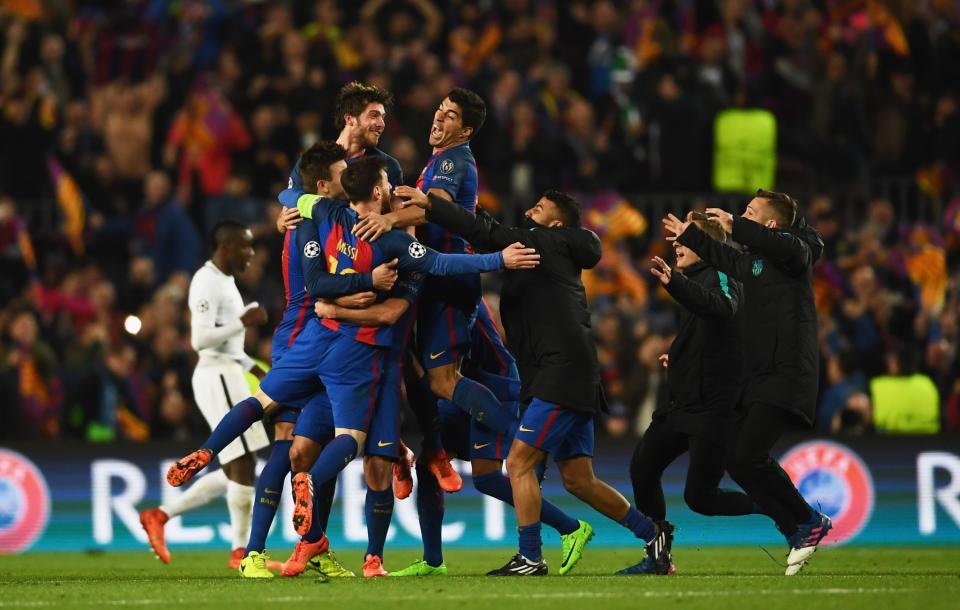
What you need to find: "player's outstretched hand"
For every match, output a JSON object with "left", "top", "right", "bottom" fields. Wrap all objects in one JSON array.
[
  {"left": 240, "top": 306, "right": 268, "bottom": 327},
  {"left": 277, "top": 206, "right": 302, "bottom": 234},
  {"left": 662, "top": 213, "right": 690, "bottom": 241},
  {"left": 353, "top": 212, "right": 392, "bottom": 242},
  {"left": 373, "top": 259, "right": 398, "bottom": 291},
  {"left": 705, "top": 207, "right": 734, "bottom": 233},
  {"left": 658, "top": 353, "right": 669, "bottom": 368},
  {"left": 394, "top": 185, "right": 430, "bottom": 209},
  {"left": 501, "top": 242, "right": 540, "bottom": 270},
  {"left": 650, "top": 256, "right": 673, "bottom": 285},
  {"left": 332, "top": 292, "right": 376, "bottom": 310}
]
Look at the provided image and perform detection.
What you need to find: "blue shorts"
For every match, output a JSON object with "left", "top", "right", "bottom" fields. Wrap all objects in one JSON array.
[
  {"left": 515, "top": 398, "right": 594, "bottom": 460},
  {"left": 438, "top": 400, "right": 512, "bottom": 461},
  {"left": 364, "top": 356, "right": 403, "bottom": 459},
  {"left": 468, "top": 299, "right": 518, "bottom": 379},
  {"left": 418, "top": 300, "right": 477, "bottom": 369},
  {"left": 260, "top": 320, "right": 386, "bottom": 433},
  {"left": 292, "top": 392, "right": 335, "bottom": 443},
  {"left": 273, "top": 407, "right": 300, "bottom": 425}
]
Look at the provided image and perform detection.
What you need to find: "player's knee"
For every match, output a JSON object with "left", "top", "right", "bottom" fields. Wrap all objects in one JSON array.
[
  {"left": 288, "top": 443, "right": 311, "bottom": 473},
  {"left": 561, "top": 471, "right": 591, "bottom": 497},
  {"left": 427, "top": 374, "right": 457, "bottom": 401},
  {"left": 505, "top": 452, "right": 532, "bottom": 479},
  {"left": 364, "top": 456, "right": 392, "bottom": 491},
  {"left": 683, "top": 487, "right": 714, "bottom": 515}
]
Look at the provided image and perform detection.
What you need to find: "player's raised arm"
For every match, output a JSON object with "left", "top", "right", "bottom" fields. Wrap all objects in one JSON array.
[{"left": 668, "top": 214, "right": 751, "bottom": 281}]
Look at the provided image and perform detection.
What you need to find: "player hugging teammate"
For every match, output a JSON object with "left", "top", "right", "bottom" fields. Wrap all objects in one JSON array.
[{"left": 154, "top": 83, "right": 828, "bottom": 578}]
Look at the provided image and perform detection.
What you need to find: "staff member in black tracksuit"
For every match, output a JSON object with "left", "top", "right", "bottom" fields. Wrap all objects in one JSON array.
[
  {"left": 621, "top": 217, "right": 761, "bottom": 575},
  {"left": 393, "top": 186, "right": 674, "bottom": 577},
  {"left": 663, "top": 190, "right": 830, "bottom": 576}
]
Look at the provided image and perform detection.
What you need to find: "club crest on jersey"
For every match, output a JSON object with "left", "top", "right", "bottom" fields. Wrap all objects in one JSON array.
[
  {"left": 303, "top": 241, "right": 321, "bottom": 258},
  {"left": 0, "top": 449, "right": 51, "bottom": 553},
  {"left": 440, "top": 159, "right": 455, "bottom": 174},
  {"left": 780, "top": 440, "right": 874, "bottom": 545},
  {"left": 752, "top": 259, "right": 764, "bottom": 276},
  {"left": 408, "top": 242, "right": 426, "bottom": 259}
]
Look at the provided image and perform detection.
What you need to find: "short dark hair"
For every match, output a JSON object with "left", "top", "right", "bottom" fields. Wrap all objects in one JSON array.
[
  {"left": 446, "top": 88, "right": 486, "bottom": 137},
  {"left": 755, "top": 189, "right": 798, "bottom": 228},
  {"left": 334, "top": 82, "right": 394, "bottom": 132},
  {"left": 542, "top": 189, "right": 582, "bottom": 227},
  {"left": 341, "top": 157, "right": 388, "bottom": 203},
  {"left": 210, "top": 220, "right": 247, "bottom": 252},
  {"left": 299, "top": 140, "right": 347, "bottom": 194}
]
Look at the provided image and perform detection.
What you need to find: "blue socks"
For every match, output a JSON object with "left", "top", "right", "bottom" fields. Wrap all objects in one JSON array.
[
  {"left": 365, "top": 487, "right": 394, "bottom": 558},
  {"left": 298, "top": 434, "right": 357, "bottom": 543},
  {"left": 314, "top": 476, "right": 337, "bottom": 532},
  {"left": 415, "top": 460, "right": 444, "bottom": 567},
  {"left": 204, "top": 397, "right": 263, "bottom": 455},
  {"left": 620, "top": 506, "right": 657, "bottom": 543},
  {"left": 473, "top": 471, "right": 578, "bottom": 536},
  {"left": 452, "top": 377, "right": 517, "bottom": 436},
  {"left": 472, "top": 369, "right": 521, "bottom": 402},
  {"left": 518, "top": 522, "right": 542, "bottom": 561},
  {"left": 245, "top": 440, "right": 291, "bottom": 555}
]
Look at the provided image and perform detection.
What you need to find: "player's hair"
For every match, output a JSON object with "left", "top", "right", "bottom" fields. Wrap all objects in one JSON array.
[
  {"left": 298, "top": 140, "right": 348, "bottom": 194},
  {"left": 755, "top": 189, "right": 798, "bottom": 228},
  {"left": 335, "top": 81, "right": 394, "bottom": 132},
  {"left": 341, "top": 156, "right": 388, "bottom": 203},
  {"left": 693, "top": 218, "right": 727, "bottom": 242},
  {"left": 446, "top": 88, "right": 486, "bottom": 137},
  {"left": 542, "top": 189, "right": 582, "bottom": 227},
  {"left": 210, "top": 220, "right": 247, "bottom": 252}
]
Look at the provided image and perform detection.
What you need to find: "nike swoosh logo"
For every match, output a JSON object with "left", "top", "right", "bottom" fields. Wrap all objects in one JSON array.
[
  {"left": 519, "top": 425, "right": 535, "bottom": 433},
  {"left": 429, "top": 351, "right": 445, "bottom": 360},
  {"left": 473, "top": 443, "right": 490, "bottom": 450},
  {"left": 377, "top": 441, "right": 394, "bottom": 447},
  {"left": 264, "top": 488, "right": 281, "bottom": 495}
]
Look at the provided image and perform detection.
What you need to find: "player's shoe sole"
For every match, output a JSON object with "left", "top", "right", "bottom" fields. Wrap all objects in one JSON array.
[
  {"left": 281, "top": 536, "right": 330, "bottom": 577},
  {"left": 291, "top": 472, "right": 314, "bottom": 537},
  {"left": 559, "top": 520, "right": 594, "bottom": 575},
  {"left": 388, "top": 559, "right": 448, "bottom": 577},
  {"left": 138, "top": 509, "right": 170, "bottom": 564},
  {"left": 165, "top": 449, "right": 212, "bottom": 487}
]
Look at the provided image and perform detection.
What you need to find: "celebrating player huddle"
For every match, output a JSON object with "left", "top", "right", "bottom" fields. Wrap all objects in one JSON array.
[{"left": 145, "top": 81, "right": 828, "bottom": 580}]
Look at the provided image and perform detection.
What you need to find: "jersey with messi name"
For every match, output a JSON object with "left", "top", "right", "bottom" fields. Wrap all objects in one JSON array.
[
  {"left": 415, "top": 142, "right": 481, "bottom": 308},
  {"left": 296, "top": 197, "right": 502, "bottom": 348}
]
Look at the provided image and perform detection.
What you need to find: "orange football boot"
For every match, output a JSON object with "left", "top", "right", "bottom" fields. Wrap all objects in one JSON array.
[
  {"left": 291, "top": 472, "right": 314, "bottom": 536},
  {"left": 362, "top": 554, "right": 388, "bottom": 577},
  {"left": 166, "top": 449, "right": 212, "bottom": 487},
  {"left": 138, "top": 508, "right": 170, "bottom": 564},
  {"left": 281, "top": 536, "right": 330, "bottom": 577},
  {"left": 393, "top": 442, "right": 415, "bottom": 500},
  {"left": 424, "top": 448, "right": 462, "bottom": 493}
]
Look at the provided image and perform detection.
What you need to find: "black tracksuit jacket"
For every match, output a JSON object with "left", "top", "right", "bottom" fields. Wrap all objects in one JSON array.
[
  {"left": 677, "top": 215, "right": 825, "bottom": 425},
  {"left": 425, "top": 194, "right": 606, "bottom": 415},
  {"left": 655, "top": 262, "right": 744, "bottom": 435}
]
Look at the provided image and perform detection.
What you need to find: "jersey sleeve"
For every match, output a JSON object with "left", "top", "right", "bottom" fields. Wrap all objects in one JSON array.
[
  {"left": 386, "top": 157, "right": 404, "bottom": 189},
  {"left": 390, "top": 270, "right": 424, "bottom": 304},
  {"left": 296, "top": 218, "right": 374, "bottom": 298},
  {"left": 188, "top": 272, "right": 243, "bottom": 351},
  {"left": 424, "top": 149, "right": 468, "bottom": 198},
  {"left": 379, "top": 230, "right": 504, "bottom": 275}
]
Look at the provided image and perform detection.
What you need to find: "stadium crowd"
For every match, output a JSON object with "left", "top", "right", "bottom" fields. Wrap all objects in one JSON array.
[{"left": 1, "top": 0, "right": 959, "bottom": 442}]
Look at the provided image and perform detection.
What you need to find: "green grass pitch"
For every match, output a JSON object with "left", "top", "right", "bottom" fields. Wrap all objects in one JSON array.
[{"left": 1, "top": 547, "right": 957, "bottom": 610}]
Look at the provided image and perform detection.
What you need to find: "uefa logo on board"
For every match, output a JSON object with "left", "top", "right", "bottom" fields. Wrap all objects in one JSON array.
[
  {"left": 780, "top": 440, "right": 874, "bottom": 545},
  {"left": 0, "top": 449, "right": 51, "bottom": 553}
]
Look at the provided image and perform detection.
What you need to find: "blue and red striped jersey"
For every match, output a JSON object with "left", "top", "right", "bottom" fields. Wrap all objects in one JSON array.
[{"left": 271, "top": 227, "right": 311, "bottom": 364}]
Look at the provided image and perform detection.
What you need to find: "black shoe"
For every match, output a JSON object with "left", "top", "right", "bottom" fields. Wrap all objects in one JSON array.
[
  {"left": 645, "top": 520, "right": 675, "bottom": 575},
  {"left": 486, "top": 553, "right": 548, "bottom": 576}
]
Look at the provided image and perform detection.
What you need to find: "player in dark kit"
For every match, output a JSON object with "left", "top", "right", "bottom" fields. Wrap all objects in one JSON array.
[
  {"left": 397, "top": 186, "right": 674, "bottom": 576},
  {"left": 622, "top": 215, "right": 763, "bottom": 575},
  {"left": 663, "top": 190, "right": 830, "bottom": 576}
]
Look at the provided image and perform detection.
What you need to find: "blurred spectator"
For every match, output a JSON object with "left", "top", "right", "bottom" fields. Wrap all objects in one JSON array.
[{"left": 134, "top": 170, "right": 201, "bottom": 285}]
